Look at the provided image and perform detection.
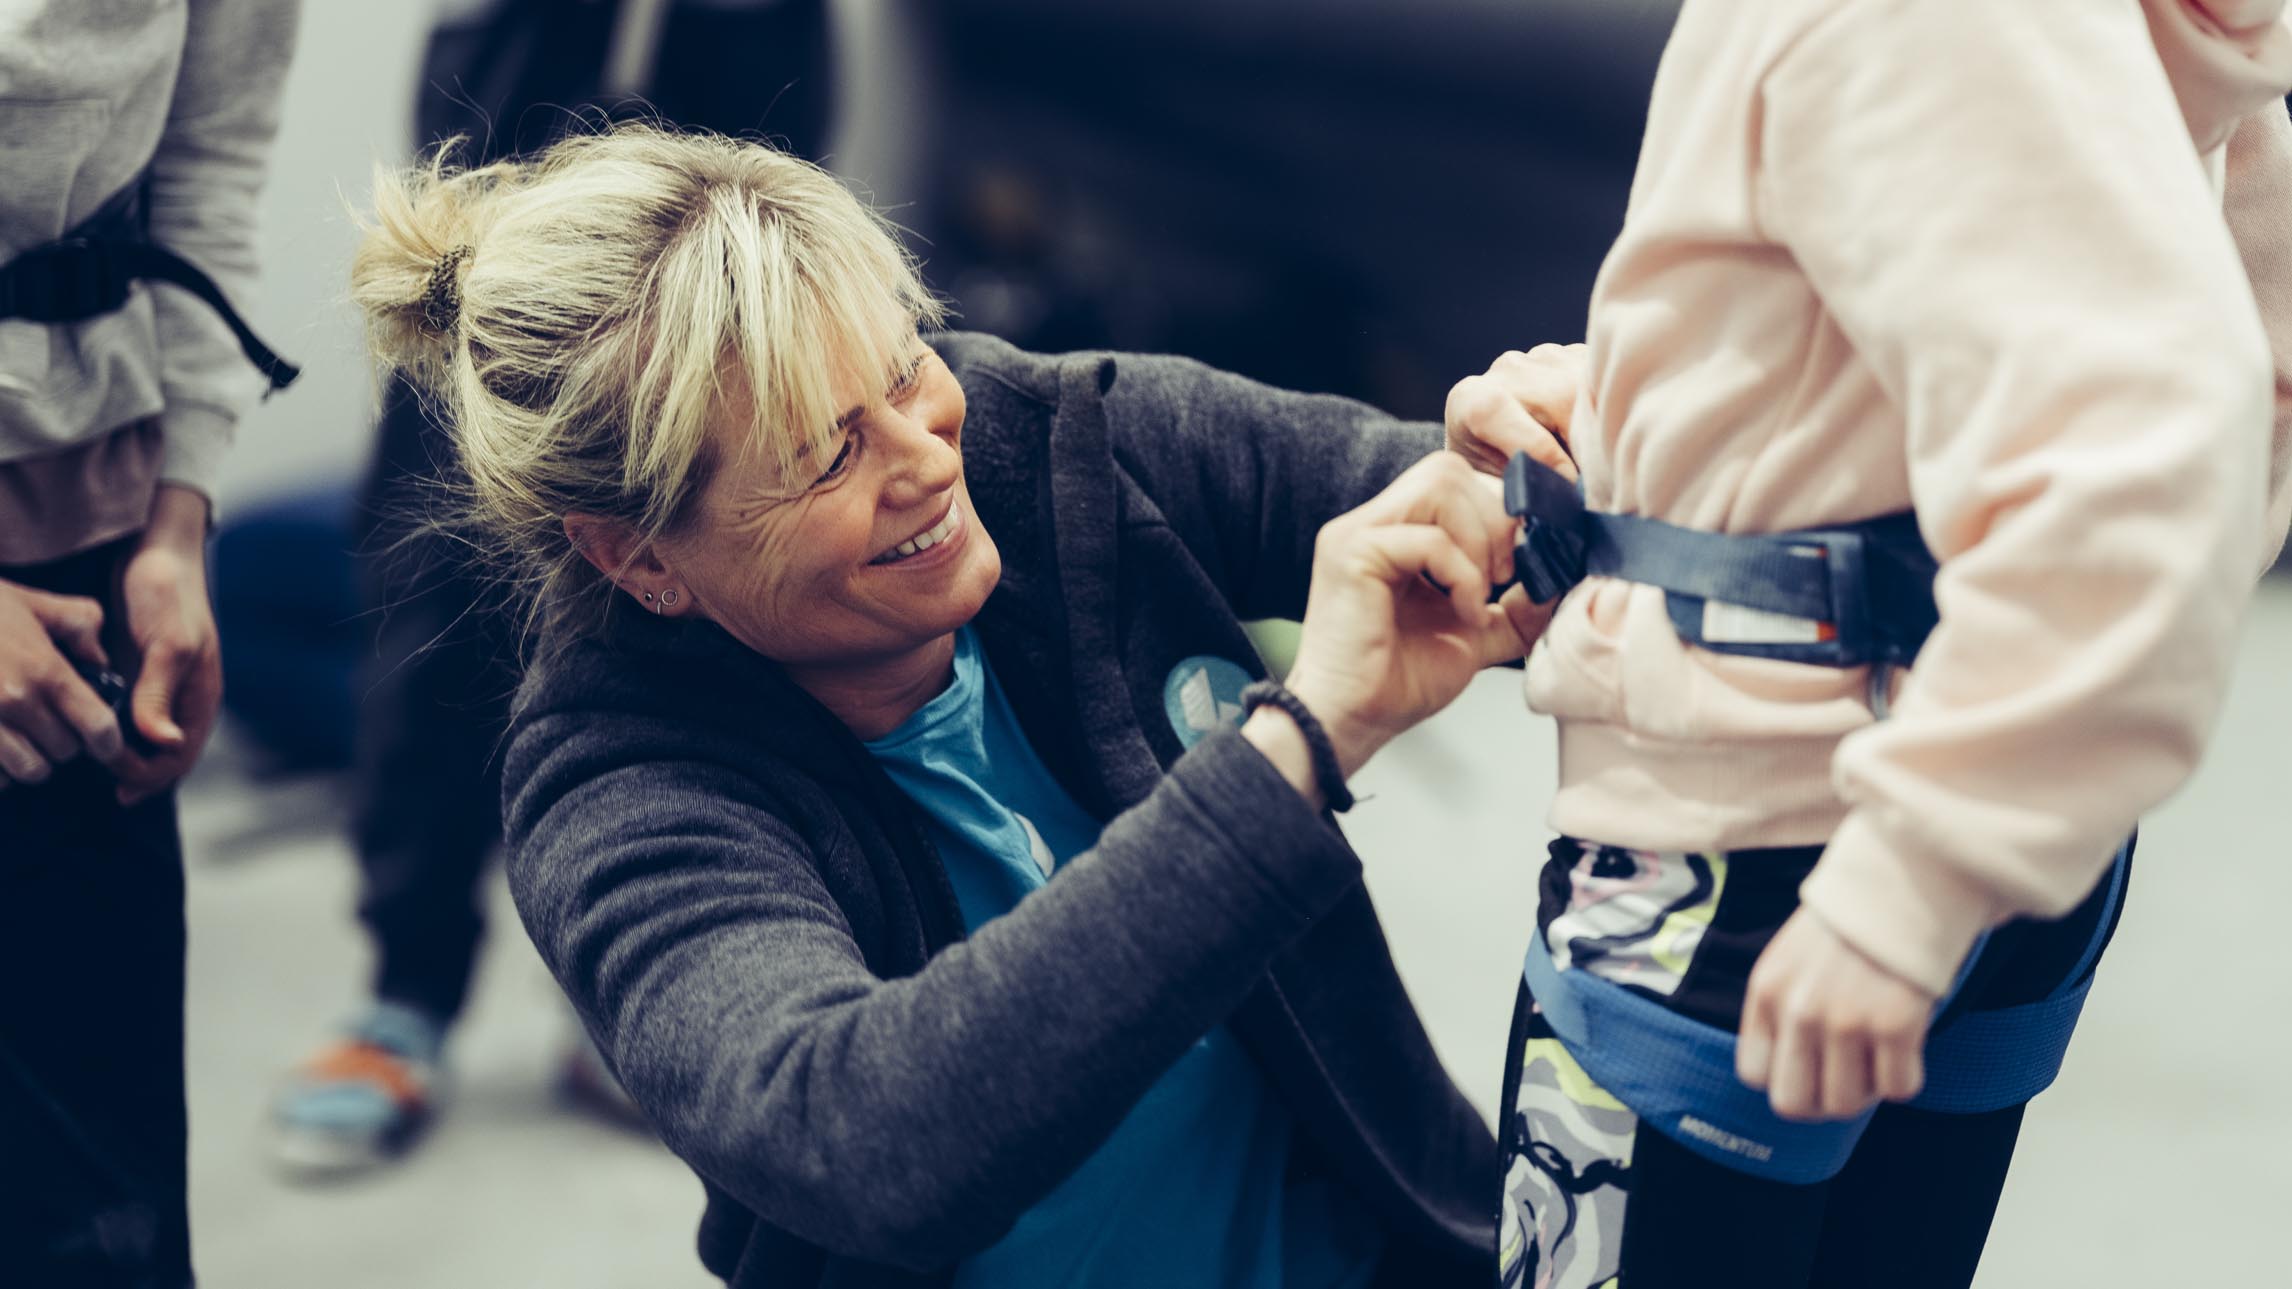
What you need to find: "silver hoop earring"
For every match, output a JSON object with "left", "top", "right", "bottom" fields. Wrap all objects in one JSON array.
[{"left": 660, "top": 589, "right": 680, "bottom": 609}]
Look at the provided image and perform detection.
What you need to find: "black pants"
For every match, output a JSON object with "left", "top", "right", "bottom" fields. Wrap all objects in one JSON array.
[
  {"left": 348, "top": 385, "right": 513, "bottom": 1024},
  {"left": 0, "top": 541, "right": 193, "bottom": 1289},
  {"left": 1600, "top": 1097, "right": 2026, "bottom": 1289},
  {"left": 1497, "top": 837, "right": 2129, "bottom": 1289}
]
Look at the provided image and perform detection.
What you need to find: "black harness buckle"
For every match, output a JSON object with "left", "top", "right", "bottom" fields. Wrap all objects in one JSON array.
[{"left": 1503, "top": 452, "right": 1590, "bottom": 604}]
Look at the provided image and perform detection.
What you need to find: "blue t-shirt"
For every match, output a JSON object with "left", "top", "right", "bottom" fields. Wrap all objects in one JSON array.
[{"left": 864, "top": 629, "right": 1382, "bottom": 1289}]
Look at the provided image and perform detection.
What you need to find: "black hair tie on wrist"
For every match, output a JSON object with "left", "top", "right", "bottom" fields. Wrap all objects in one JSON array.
[{"left": 1239, "top": 680, "right": 1355, "bottom": 813}]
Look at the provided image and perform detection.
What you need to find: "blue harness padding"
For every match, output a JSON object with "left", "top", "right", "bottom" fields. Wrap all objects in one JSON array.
[
  {"left": 1912, "top": 838, "right": 2128, "bottom": 1115},
  {"left": 1504, "top": 452, "right": 1937, "bottom": 668},
  {"left": 1520, "top": 839, "right": 2131, "bottom": 1184}
]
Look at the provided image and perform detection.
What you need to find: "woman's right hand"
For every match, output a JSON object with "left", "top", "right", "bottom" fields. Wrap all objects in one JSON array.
[
  {"left": 0, "top": 578, "right": 127, "bottom": 789},
  {"left": 1257, "top": 451, "right": 1546, "bottom": 793}
]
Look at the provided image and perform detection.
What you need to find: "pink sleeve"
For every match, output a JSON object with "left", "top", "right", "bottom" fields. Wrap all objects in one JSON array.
[{"left": 1758, "top": 0, "right": 2278, "bottom": 994}]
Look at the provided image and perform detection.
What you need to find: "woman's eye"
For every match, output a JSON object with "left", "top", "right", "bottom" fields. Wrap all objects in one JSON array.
[{"left": 813, "top": 434, "right": 856, "bottom": 486}]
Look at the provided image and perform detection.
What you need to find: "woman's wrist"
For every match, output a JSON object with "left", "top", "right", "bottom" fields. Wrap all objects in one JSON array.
[
  {"left": 1239, "top": 681, "right": 1358, "bottom": 812},
  {"left": 1278, "top": 672, "right": 1384, "bottom": 779},
  {"left": 1236, "top": 677, "right": 1384, "bottom": 813},
  {"left": 1240, "top": 706, "right": 1328, "bottom": 811}
]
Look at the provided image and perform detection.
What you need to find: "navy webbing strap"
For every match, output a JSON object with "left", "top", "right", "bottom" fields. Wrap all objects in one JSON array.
[
  {"left": 1504, "top": 453, "right": 1936, "bottom": 668},
  {"left": 1522, "top": 838, "right": 2132, "bottom": 1182},
  {"left": 0, "top": 179, "right": 300, "bottom": 392},
  {"left": 1585, "top": 513, "right": 1836, "bottom": 621}
]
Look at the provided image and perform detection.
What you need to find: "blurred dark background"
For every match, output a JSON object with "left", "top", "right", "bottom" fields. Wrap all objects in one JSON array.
[{"left": 909, "top": 0, "right": 1681, "bottom": 415}]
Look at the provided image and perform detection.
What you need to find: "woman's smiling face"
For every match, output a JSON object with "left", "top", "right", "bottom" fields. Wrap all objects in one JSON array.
[{"left": 660, "top": 339, "right": 1003, "bottom": 670}]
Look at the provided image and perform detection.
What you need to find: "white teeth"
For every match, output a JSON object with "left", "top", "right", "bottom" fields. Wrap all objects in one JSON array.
[{"left": 874, "top": 503, "right": 960, "bottom": 564}]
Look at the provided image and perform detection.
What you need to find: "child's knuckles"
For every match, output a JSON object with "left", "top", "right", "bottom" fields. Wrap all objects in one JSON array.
[{"left": 1447, "top": 377, "right": 1508, "bottom": 428}]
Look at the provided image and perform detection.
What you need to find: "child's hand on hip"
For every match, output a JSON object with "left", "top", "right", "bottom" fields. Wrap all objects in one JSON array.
[
  {"left": 1444, "top": 344, "right": 1584, "bottom": 481},
  {"left": 1736, "top": 908, "right": 1938, "bottom": 1122}
]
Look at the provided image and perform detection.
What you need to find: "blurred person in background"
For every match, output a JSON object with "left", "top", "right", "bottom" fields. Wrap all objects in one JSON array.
[
  {"left": 340, "top": 122, "right": 1573, "bottom": 1287},
  {"left": 1447, "top": 3, "right": 2292, "bottom": 1287},
  {"left": 261, "top": 0, "right": 834, "bottom": 1177},
  {"left": 0, "top": 0, "right": 301, "bottom": 1283}
]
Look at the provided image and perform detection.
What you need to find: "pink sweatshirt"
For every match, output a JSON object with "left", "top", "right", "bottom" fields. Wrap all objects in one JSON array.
[{"left": 1526, "top": 0, "right": 2292, "bottom": 996}]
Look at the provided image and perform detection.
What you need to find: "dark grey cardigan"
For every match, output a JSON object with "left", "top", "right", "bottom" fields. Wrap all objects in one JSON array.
[{"left": 501, "top": 332, "right": 1496, "bottom": 1287}]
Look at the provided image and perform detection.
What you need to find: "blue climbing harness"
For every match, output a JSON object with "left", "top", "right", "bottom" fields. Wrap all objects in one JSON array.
[{"left": 1501, "top": 451, "right": 2130, "bottom": 1184}]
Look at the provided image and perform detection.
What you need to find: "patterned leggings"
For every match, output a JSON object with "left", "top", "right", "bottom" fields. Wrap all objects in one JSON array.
[{"left": 1497, "top": 837, "right": 2127, "bottom": 1289}]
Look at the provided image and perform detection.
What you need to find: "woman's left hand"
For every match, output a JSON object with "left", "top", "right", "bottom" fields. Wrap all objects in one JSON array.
[
  {"left": 1736, "top": 909, "right": 1939, "bottom": 1121},
  {"left": 1281, "top": 452, "right": 1548, "bottom": 779}
]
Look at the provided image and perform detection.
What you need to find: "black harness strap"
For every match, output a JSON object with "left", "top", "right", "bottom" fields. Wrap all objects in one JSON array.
[{"left": 0, "top": 179, "right": 300, "bottom": 392}]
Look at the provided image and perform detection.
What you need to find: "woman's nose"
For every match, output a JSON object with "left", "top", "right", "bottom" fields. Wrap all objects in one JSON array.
[{"left": 877, "top": 407, "right": 961, "bottom": 507}]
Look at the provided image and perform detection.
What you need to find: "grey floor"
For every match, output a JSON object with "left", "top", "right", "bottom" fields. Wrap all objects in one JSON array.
[{"left": 181, "top": 580, "right": 2292, "bottom": 1287}]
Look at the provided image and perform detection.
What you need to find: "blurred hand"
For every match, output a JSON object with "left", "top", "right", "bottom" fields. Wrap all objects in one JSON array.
[
  {"left": 1445, "top": 344, "right": 1586, "bottom": 481},
  {"left": 0, "top": 579, "right": 127, "bottom": 790},
  {"left": 1736, "top": 909, "right": 1939, "bottom": 1122},
  {"left": 111, "top": 484, "right": 223, "bottom": 806},
  {"left": 1279, "top": 451, "right": 1545, "bottom": 779}
]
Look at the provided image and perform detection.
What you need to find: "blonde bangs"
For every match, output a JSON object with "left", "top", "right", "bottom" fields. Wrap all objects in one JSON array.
[{"left": 713, "top": 184, "right": 946, "bottom": 494}]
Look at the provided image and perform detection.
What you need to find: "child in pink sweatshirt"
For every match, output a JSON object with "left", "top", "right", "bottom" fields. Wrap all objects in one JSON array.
[{"left": 1445, "top": 2, "right": 2292, "bottom": 1285}]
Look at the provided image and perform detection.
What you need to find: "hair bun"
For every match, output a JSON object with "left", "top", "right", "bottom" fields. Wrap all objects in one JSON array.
[
  {"left": 421, "top": 245, "right": 474, "bottom": 334},
  {"left": 348, "top": 141, "right": 515, "bottom": 389}
]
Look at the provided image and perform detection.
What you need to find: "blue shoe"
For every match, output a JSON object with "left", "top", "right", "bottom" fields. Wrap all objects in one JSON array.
[{"left": 270, "top": 1001, "right": 446, "bottom": 1177}]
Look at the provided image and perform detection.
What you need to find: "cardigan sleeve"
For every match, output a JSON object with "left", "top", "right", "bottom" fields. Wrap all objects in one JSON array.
[{"left": 503, "top": 701, "right": 1364, "bottom": 1271}]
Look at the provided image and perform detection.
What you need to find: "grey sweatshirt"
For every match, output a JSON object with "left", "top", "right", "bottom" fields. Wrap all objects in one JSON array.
[
  {"left": 504, "top": 334, "right": 1497, "bottom": 1286},
  {"left": 0, "top": 0, "right": 298, "bottom": 507}
]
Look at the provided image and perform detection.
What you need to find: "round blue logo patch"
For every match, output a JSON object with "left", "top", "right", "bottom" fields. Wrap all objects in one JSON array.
[{"left": 1162, "top": 656, "right": 1255, "bottom": 749}]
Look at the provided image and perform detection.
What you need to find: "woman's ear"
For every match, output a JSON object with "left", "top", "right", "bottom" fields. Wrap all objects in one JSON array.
[{"left": 564, "top": 513, "right": 689, "bottom": 615}]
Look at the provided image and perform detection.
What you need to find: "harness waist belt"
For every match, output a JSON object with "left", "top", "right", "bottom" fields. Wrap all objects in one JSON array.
[
  {"left": 0, "top": 179, "right": 299, "bottom": 392},
  {"left": 1503, "top": 452, "right": 1936, "bottom": 667}
]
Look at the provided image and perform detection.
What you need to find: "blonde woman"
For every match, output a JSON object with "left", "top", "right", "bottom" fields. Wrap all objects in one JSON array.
[{"left": 350, "top": 125, "right": 1559, "bottom": 1287}]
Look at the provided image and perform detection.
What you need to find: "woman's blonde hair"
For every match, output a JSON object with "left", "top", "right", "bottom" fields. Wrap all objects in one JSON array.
[{"left": 349, "top": 123, "right": 944, "bottom": 651}]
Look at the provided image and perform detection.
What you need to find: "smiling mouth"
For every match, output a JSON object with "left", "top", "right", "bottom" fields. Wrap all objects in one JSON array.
[{"left": 868, "top": 500, "right": 961, "bottom": 565}]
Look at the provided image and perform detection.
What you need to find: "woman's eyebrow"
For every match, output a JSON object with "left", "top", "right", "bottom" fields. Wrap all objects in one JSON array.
[{"left": 826, "top": 353, "right": 926, "bottom": 431}]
